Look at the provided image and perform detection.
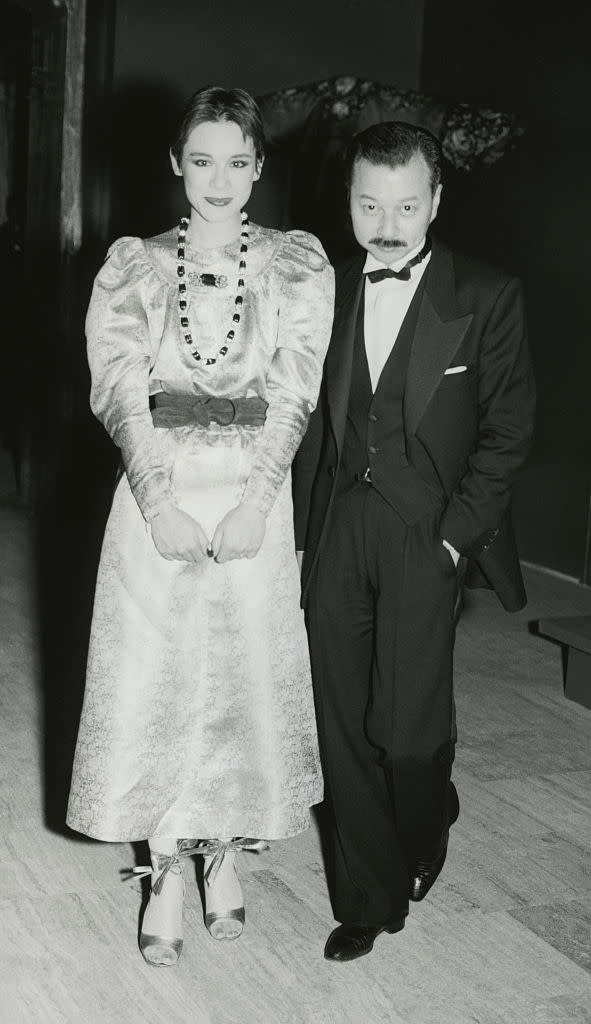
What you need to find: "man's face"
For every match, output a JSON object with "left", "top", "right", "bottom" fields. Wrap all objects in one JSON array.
[{"left": 349, "top": 153, "right": 441, "bottom": 266}]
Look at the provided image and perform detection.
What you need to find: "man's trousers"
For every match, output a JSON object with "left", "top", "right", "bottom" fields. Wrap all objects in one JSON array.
[{"left": 306, "top": 484, "right": 459, "bottom": 925}]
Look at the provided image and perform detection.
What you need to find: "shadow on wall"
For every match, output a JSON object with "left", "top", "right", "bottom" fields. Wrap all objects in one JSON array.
[
  {"left": 108, "top": 80, "right": 185, "bottom": 239},
  {"left": 37, "top": 414, "right": 118, "bottom": 836}
]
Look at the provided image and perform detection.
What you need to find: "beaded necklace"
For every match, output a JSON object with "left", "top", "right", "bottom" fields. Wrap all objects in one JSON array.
[{"left": 176, "top": 211, "right": 249, "bottom": 366}]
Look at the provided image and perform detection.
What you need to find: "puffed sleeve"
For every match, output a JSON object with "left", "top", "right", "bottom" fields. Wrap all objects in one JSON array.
[
  {"left": 241, "top": 230, "right": 335, "bottom": 515},
  {"left": 86, "top": 237, "right": 174, "bottom": 521}
]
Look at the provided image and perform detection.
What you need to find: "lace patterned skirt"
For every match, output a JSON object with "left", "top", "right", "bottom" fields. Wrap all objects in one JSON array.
[{"left": 67, "top": 425, "right": 323, "bottom": 841}]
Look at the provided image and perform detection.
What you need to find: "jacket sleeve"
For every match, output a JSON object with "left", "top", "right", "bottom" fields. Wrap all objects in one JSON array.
[
  {"left": 439, "top": 277, "right": 536, "bottom": 554},
  {"left": 86, "top": 237, "right": 175, "bottom": 521},
  {"left": 291, "top": 383, "right": 326, "bottom": 550},
  {"left": 241, "top": 231, "right": 335, "bottom": 516}
]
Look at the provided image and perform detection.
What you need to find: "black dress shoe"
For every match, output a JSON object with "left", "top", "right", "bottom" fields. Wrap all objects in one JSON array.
[
  {"left": 410, "top": 782, "right": 460, "bottom": 902},
  {"left": 324, "top": 917, "right": 405, "bottom": 962},
  {"left": 410, "top": 834, "right": 449, "bottom": 901}
]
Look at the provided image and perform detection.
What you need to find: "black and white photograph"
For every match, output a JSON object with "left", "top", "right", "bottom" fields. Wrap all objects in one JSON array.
[{"left": 0, "top": 1, "right": 590, "bottom": 1021}]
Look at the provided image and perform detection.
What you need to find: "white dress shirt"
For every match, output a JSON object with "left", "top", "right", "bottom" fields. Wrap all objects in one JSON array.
[{"left": 363, "top": 238, "right": 431, "bottom": 392}]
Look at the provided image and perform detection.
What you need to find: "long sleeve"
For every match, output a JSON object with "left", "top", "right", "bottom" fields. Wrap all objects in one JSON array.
[
  {"left": 439, "top": 278, "right": 535, "bottom": 553},
  {"left": 86, "top": 237, "right": 174, "bottom": 521},
  {"left": 241, "top": 231, "right": 335, "bottom": 515}
]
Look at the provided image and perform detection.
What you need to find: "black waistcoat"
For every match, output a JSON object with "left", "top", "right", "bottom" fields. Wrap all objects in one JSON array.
[{"left": 337, "top": 275, "right": 443, "bottom": 524}]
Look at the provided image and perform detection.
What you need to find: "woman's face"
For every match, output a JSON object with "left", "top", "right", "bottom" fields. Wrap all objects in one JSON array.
[{"left": 170, "top": 119, "right": 262, "bottom": 224}]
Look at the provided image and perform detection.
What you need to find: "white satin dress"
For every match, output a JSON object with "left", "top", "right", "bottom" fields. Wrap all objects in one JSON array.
[{"left": 66, "top": 223, "right": 334, "bottom": 843}]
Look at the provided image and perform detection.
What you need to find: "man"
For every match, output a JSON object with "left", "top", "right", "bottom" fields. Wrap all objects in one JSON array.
[{"left": 293, "top": 122, "right": 535, "bottom": 962}]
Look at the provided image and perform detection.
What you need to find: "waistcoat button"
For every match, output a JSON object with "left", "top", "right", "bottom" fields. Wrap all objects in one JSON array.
[{"left": 368, "top": 445, "right": 379, "bottom": 455}]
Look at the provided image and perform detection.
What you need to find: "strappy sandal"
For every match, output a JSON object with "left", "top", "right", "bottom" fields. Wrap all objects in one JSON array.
[
  {"left": 127, "top": 839, "right": 199, "bottom": 966},
  {"left": 196, "top": 838, "right": 268, "bottom": 941}
]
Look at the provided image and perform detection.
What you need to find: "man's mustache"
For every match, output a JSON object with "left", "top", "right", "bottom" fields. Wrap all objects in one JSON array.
[{"left": 369, "top": 238, "right": 407, "bottom": 248}]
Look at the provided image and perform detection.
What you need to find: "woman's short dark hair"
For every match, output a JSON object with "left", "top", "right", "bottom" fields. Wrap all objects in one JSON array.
[
  {"left": 344, "top": 121, "right": 442, "bottom": 195},
  {"left": 171, "top": 86, "right": 266, "bottom": 164}
]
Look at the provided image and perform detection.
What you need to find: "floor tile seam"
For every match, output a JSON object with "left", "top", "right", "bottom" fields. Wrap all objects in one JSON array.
[
  {"left": 487, "top": 909, "right": 591, "bottom": 982},
  {"left": 469, "top": 767, "right": 591, "bottom": 790}
]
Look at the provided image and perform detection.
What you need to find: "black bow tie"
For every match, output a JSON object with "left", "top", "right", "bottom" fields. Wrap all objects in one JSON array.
[{"left": 365, "top": 238, "right": 431, "bottom": 283}]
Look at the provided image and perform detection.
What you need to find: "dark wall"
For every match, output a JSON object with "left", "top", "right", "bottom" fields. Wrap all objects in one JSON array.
[
  {"left": 113, "top": 0, "right": 423, "bottom": 97},
  {"left": 421, "top": 2, "right": 591, "bottom": 581},
  {"left": 108, "top": 0, "right": 424, "bottom": 237}
]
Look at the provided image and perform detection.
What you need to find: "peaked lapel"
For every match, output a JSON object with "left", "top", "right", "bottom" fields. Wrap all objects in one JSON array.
[
  {"left": 404, "top": 238, "right": 473, "bottom": 437},
  {"left": 326, "top": 254, "right": 364, "bottom": 451}
]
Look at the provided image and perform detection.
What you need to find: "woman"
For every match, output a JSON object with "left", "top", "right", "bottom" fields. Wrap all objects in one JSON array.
[{"left": 67, "top": 86, "right": 334, "bottom": 967}]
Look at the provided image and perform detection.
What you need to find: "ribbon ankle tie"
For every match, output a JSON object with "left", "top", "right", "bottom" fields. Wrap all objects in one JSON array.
[
  {"left": 196, "top": 838, "right": 269, "bottom": 885},
  {"left": 123, "top": 837, "right": 268, "bottom": 893}
]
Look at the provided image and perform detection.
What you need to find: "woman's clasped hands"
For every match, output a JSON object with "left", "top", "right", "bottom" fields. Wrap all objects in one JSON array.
[
  {"left": 150, "top": 502, "right": 266, "bottom": 564},
  {"left": 150, "top": 505, "right": 210, "bottom": 562}
]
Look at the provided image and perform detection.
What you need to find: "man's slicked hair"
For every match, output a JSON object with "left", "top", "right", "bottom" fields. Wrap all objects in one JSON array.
[{"left": 344, "top": 121, "right": 442, "bottom": 195}]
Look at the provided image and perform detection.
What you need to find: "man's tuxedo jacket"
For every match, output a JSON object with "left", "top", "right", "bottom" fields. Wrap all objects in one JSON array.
[{"left": 293, "top": 237, "right": 536, "bottom": 612}]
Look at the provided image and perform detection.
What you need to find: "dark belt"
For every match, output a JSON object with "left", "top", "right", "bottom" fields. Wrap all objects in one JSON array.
[{"left": 150, "top": 392, "right": 268, "bottom": 428}]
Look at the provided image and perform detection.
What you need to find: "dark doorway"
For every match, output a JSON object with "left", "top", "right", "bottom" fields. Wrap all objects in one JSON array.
[{"left": 0, "top": 4, "right": 31, "bottom": 494}]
